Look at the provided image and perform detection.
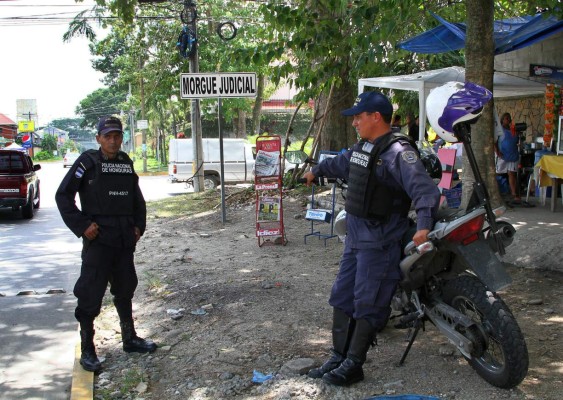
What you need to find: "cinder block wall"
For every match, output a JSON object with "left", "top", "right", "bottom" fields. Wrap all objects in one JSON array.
[{"left": 493, "top": 31, "right": 563, "bottom": 142}]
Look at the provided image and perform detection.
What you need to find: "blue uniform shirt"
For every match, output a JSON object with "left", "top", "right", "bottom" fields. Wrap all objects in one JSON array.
[{"left": 312, "top": 137, "right": 440, "bottom": 249}]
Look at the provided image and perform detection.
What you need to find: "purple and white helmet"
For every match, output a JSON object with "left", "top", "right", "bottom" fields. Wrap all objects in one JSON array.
[{"left": 426, "top": 81, "right": 492, "bottom": 142}]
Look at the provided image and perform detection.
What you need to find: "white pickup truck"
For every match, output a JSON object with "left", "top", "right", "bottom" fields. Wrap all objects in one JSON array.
[{"left": 168, "top": 138, "right": 256, "bottom": 189}]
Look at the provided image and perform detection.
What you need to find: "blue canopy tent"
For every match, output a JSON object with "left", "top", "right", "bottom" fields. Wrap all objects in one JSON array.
[{"left": 397, "top": 12, "right": 563, "bottom": 55}]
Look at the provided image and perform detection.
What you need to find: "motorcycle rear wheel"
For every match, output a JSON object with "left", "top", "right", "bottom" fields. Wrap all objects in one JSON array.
[{"left": 443, "top": 275, "right": 529, "bottom": 388}]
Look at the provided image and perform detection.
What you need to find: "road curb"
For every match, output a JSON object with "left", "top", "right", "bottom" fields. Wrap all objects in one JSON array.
[{"left": 70, "top": 337, "right": 93, "bottom": 400}]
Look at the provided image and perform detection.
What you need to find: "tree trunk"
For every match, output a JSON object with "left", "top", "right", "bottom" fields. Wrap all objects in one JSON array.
[
  {"left": 463, "top": 0, "right": 502, "bottom": 208},
  {"left": 317, "top": 80, "right": 357, "bottom": 152},
  {"left": 252, "top": 74, "right": 265, "bottom": 135},
  {"left": 233, "top": 109, "right": 247, "bottom": 138}
]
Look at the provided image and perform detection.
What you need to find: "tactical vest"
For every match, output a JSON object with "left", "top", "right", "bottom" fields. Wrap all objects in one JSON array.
[
  {"left": 345, "top": 132, "right": 416, "bottom": 222},
  {"left": 79, "top": 150, "right": 136, "bottom": 216}
]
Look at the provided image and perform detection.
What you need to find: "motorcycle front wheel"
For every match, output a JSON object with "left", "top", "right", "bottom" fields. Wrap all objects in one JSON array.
[{"left": 443, "top": 275, "right": 529, "bottom": 389}]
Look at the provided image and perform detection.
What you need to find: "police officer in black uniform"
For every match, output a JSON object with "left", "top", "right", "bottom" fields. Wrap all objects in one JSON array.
[
  {"left": 303, "top": 92, "right": 440, "bottom": 386},
  {"left": 56, "top": 116, "right": 156, "bottom": 372}
]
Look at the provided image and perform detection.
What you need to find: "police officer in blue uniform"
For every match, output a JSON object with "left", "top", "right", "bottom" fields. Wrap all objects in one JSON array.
[
  {"left": 303, "top": 92, "right": 440, "bottom": 386},
  {"left": 56, "top": 116, "right": 156, "bottom": 372}
]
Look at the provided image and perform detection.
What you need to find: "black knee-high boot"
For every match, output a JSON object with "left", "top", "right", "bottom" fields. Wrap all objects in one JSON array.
[
  {"left": 308, "top": 308, "right": 355, "bottom": 379},
  {"left": 120, "top": 320, "right": 157, "bottom": 353},
  {"left": 322, "top": 319, "right": 375, "bottom": 386},
  {"left": 79, "top": 320, "right": 102, "bottom": 372},
  {"left": 113, "top": 297, "right": 157, "bottom": 353}
]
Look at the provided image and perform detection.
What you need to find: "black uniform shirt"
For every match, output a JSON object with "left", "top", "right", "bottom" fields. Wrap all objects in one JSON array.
[{"left": 55, "top": 149, "right": 146, "bottom": 248}]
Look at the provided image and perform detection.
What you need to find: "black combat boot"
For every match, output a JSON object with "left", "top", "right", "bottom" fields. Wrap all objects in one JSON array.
[
  {"left": 308, "top": 308, "right": 356, "bottom": 379},
  {"left": 79, "top": 329, "right": 102, "bottom": 372},
  {"left": 322, "top": 319, "right": 375, "bottom": 386},
  {"left": 120, "top": 320, "right": 157, "bottom": 353}
]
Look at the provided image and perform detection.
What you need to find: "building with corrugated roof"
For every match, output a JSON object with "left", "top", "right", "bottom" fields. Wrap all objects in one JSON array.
[{"left": 0, "top": 113, "right": 18, "bottom": 144}]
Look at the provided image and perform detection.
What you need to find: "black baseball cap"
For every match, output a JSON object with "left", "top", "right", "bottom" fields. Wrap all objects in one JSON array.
[
  {"left": 341, "top": 91, "right": 393, "bottom": 116},
  {"left": 97, "top": 116, "right": 123, "bottom": 135}
]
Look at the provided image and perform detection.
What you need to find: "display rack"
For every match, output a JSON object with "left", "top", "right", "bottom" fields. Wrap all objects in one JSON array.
[
  {"left": 255, "top": 135, "right": 287, "bottom": 246},
  {"left": 304, "top": 180, "right": 338, "bottom": 245},
  {"left": 303, "top": 150, "right": 340, "bottom": 246}
]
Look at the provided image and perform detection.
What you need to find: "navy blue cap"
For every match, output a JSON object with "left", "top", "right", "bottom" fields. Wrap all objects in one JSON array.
[
  {"left": 341, "top": 91, "right": 393, "bottom": 116},
  {"left": 97, "top": 116, "right": 123, "bottom": 135}
]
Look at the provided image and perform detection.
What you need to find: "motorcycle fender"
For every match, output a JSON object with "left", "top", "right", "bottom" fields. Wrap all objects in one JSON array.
[{"left": 454, "top": 240, "right": 512, "bottom": 291}]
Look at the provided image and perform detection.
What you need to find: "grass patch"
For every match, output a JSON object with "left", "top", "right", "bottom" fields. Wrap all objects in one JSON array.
[
  {"left": 146, "top": 190, "right": 221, "bottom": 219},
  {"left": 133, "top": 157, "right": 167, "bottom": 175},
  {"left": 143, "top": 270, "right": 164, "bottom": 291},
  {"left": 120, "top": 367, "right": 145, "bottom": 394}
]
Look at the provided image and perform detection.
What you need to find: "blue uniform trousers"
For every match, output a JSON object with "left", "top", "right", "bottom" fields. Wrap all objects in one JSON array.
[{"left": 329, "top": 242, "right": 401, "bottom": 330}]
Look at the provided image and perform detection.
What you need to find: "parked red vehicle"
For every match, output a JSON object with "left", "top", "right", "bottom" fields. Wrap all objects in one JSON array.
[{"left": 0, "top": 149, "right": 41, "bottom": 219}]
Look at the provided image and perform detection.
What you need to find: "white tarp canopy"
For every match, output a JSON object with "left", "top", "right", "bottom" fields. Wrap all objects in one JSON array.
[
  {"left": 1, "top": 142, "right": 26, "bottom": 151},
  {"left": 358, "top": 66, "right": 546, "bottom": 141}
]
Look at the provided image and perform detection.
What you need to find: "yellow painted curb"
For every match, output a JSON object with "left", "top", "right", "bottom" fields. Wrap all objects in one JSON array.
[{"left": 70, "top": 340, "right": 93, "bottom": 400}]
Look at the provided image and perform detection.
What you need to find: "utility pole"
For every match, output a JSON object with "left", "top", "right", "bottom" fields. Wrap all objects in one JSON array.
[
  {"left": 140, "top": 56, "right": 148, "bottom": 173},
  {"left": 20, "top": 111, "right": 36, "bottom": 157},
  {"left": 187, "top": 1, "right": 204, "bottom": 192},
  {"left": 128, "top": 83, "right": 136, "bottom": 154}
]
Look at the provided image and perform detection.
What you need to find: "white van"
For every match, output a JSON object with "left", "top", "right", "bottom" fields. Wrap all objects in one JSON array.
[{"left": 168, "top": 138, "right": 255, "bottom": 189}]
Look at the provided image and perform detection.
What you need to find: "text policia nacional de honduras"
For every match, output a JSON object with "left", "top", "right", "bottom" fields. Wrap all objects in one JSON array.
[{"left": 181, "top": 74, "right": 257, "bottom": 98}]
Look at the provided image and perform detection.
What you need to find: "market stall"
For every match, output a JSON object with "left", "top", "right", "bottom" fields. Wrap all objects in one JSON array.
[{"left": 357, "top": 66, "right": 546, "bottom": 141}]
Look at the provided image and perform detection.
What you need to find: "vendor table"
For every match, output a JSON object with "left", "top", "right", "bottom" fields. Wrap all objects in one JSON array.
[{"left": 536, "top": 155, "right": 563, "bottom": 212}]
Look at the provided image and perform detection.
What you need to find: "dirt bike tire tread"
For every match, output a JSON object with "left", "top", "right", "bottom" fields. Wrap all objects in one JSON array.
[{"left": 443, "top": 275, "right": 529, "bottom": 389}]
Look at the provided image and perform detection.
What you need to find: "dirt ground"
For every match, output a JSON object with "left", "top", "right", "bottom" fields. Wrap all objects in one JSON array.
[{"left": 93, "top": 189, "right": 562, "bottom": 400}]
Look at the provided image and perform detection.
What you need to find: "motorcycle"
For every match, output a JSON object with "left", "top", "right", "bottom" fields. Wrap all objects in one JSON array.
[{"left": 286, "top": 117, "right": 529, "bottom": 389}]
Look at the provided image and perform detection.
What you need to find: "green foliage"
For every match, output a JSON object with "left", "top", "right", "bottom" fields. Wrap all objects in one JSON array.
[
  {"left": 60, "top": 140, "right": 80, "bottom": 155},
  {"left": 75, "top": 87, "right": 128, "bottom": 129},
  {"left": 133, "top": 155, "right": 166, "bottom": 173},
  {"left": 33, "top": 151, "right": 55, "bottom": 161},
  {"left": 71, "top": 0, "right": 563, "bottom": 173},
  {"left": 50, "top": 118, "right": 95, "bottom": 141},
  {"left": 41, "top": 134, "right": 58, "bottom": 153}
]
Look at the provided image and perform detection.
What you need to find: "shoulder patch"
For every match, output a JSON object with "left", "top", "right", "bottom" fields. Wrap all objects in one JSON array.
[
  {"left": 75, "top": 166, "right": 85, "bottom": 178},
  {"left": 401, "top": 151, "right": 418, "bottom": 164},
  {"left": 361, "top": 141, "right": 374, "bottom": 153}
]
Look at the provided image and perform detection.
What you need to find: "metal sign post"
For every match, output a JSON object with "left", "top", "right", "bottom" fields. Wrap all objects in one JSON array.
[{"left": 179, "top": 72, "right": 257, "bottom": 223}]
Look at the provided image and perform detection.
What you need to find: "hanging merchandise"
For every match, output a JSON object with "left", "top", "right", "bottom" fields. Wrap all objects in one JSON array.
[
  {"left": 177, "top": 26, "right": 197, "bottom": 58},
  {"left": 254, "top": 135, "right": 286, "bottom": 246},
  {"left": 217, "top": 21, "right": 238, "bottom": 41},
  {"left": 544, "top": 84, "right": 556, "bottom": 147}
]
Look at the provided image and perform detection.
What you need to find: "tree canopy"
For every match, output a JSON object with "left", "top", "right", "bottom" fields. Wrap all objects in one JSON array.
[{"left": 68, "top": 0, "right": 561, "bottom": 202}]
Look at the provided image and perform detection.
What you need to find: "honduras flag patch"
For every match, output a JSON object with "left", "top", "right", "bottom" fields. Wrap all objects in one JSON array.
[{"left": 75, "top": 166, "right": 85, "bottom": 179}]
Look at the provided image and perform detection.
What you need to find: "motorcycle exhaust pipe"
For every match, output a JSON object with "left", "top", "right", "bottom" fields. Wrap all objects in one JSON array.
[{"left": 487, "top": 221, "right": 516, "bottom": 252}]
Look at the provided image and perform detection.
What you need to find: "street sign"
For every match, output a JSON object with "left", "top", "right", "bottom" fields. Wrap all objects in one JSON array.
[
  {"left": 137, "top": 120, "right": 148, "bottom": 129},
  {"left": 180, "top": 72, "right": 257, "bottom": 99},
  {"left": 18, "top": 121, "right": 35, "bottom": 132}
]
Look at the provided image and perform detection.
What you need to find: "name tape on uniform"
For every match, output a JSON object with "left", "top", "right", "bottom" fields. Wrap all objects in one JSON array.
[{"left": 180, "top": 73, "right": 257, "bottom": 99}]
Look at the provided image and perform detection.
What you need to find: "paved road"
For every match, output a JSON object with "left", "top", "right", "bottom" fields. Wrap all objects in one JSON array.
[
  {"left": 0, "top": 161, "right": 189, "bottom": 399},
  {"left": 0, "top": 161, "right": 81, "bottom": 400}
]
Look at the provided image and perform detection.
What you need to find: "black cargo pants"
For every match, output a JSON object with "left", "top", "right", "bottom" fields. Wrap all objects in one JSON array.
[{"left": 74, "top": 239, "right": 138, "bottom": 325}]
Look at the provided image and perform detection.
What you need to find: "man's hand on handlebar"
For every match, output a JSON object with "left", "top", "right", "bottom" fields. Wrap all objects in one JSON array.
[
  {"left": 301, "top": 171, "right": 316, "bottom": 186},
  {"left": 412, "top": 229, "right": 430, "bottom": 246}
]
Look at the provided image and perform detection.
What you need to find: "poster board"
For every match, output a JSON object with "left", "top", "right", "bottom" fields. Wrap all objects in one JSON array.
[{"left": 257, "top": 196, "right": 281, "bottom": 221}]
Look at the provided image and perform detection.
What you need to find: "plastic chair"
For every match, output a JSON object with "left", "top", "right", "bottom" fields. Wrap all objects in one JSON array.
[{"left": 526, "top": 166, "right": 546, "bottom": 205}]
